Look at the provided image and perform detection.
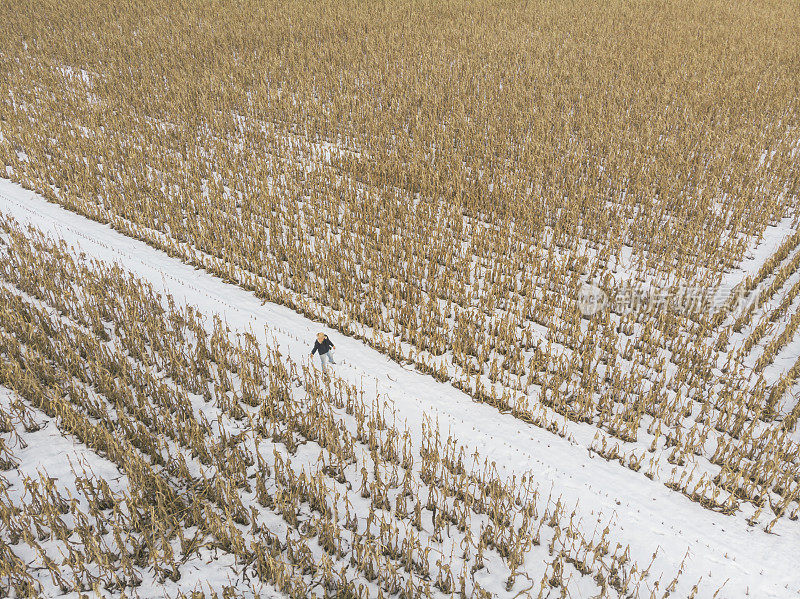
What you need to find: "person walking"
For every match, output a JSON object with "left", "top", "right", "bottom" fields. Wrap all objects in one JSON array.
[{"left": 311, "top": 332, "right": 336, "bottom": 372}]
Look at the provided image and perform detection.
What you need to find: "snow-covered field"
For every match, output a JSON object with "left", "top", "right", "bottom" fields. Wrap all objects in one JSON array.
[{"left": 2, "top": 177, "right": 799, "bottom": 598}]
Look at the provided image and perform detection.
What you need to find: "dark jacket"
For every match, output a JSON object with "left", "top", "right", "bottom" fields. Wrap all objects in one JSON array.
[{"left": 311, "top": 337, "right": 334, "bottom": 355}]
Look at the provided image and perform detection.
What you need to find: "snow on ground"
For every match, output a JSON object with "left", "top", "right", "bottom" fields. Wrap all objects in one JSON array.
[
  {"left": 1, "top": 177, "right": 799, "bottom": 598},
  {"left": 0, "top": 386, "right": 283, "bottom": 599},
  {"left": 0, "top": 387, "right": 125, "bottom": 500},
  {"left": 721, "top": 215, "right": 797, "bottom": 290}
]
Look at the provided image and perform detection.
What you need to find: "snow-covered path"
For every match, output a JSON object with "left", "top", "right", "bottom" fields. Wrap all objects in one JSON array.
[{"left": 1, "top": 178, "right": 798, "bottom": 598}]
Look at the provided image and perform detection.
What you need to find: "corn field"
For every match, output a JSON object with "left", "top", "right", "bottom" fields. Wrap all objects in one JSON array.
[
  {"left": 1, "top": 0, "right": 799, "bottom": 596},
  {"left": 0, "top": 216, "right": 670, "bottom": 597}
]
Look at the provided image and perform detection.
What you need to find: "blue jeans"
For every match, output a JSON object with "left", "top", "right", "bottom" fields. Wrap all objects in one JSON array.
[{"left": 319, "top": 351, "right": 336, "bottom": 371}]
